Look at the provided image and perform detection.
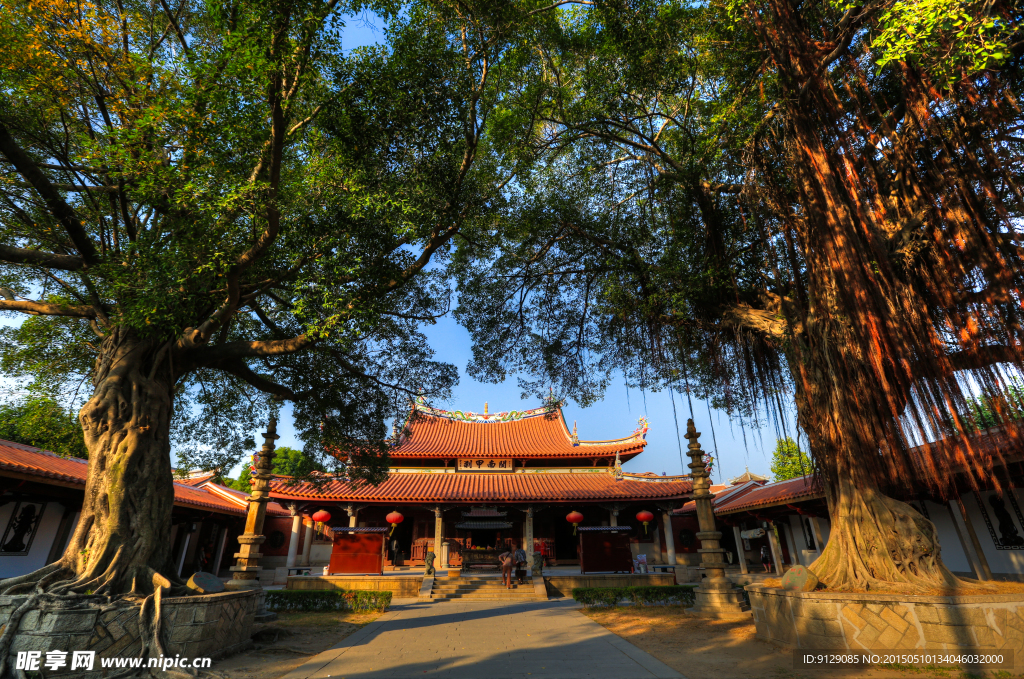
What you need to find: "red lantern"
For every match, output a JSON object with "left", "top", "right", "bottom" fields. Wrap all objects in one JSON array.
[
  {"left": 311, "top": 509, "right": 331, "bottom": 540},
  {"left": 386, "top": 511, "right": 404, "bottom": 535},
  {"left": 636, "top": 510, "right": 654, "bottom": 534},
  {"left": 566, "top": 510, "right": 584, "bottom": 535}
]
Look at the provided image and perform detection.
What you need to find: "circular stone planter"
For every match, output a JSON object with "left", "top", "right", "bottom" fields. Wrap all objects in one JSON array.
[
  {"left": 0, "top": 589, "right": 259, "bottom": 675},
  {"left": 746, "top": 584, "right": 1024, "bottom": 663}
]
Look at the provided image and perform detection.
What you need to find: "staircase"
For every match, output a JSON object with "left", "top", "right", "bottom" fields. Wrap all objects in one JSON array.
[{"left": 430, "top": 572, "right": 545, "bottom": 601}]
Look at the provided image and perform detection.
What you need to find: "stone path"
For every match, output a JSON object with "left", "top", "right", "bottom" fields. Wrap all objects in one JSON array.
[{"left": 281, "top": 599, "right": 684, "bottom": 679}]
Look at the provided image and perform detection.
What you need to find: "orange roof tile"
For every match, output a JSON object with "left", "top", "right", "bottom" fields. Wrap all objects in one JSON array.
[
  {"left": 177, "top": 472, "right": 216, "bottom": 486},
  {"left": 675, "top": 482, "right": 759, "bottom": 515},
  {"left": 0, "top": 439, "right": 246, "bottom": 516},
  {"left": 199, "top": 481, "right": 291, "bottom": 517},
  {"left": 390, "top": 403, "right": 647, "bottom": 460},
  {"left": 270, "top": 470, "right": 691, "bottom": 503},
  {"left": 714, "top": 476, "right": 823, "bottom": 515}
]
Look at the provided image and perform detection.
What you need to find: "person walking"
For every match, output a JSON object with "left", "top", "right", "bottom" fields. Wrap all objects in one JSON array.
[{"left": 760, "top": 544, "right": 772, "bottom": 573}]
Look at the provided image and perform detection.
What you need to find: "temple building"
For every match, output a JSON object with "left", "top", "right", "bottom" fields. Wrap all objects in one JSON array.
[{"left": 268, "top": 399, "right": 694, "bottom": 570}]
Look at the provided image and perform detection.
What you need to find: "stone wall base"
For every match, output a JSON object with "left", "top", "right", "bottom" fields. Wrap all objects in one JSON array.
[
  {"left": 747, "top": 585, "right": 1024, "bottom": 668},
  {"left": 0, "top": 589, "right": 258, "bottom": 676}
]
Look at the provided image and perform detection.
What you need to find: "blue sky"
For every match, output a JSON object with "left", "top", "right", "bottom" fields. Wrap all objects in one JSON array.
[{"left": 264, "top": 310, "right": 795, "bottom": 483}]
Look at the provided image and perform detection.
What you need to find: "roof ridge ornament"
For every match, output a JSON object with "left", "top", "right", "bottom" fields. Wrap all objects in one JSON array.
[
  {"left": 571, "top": 420, "right": 579, "bottom": 446},
  {"left": 633, "top": 416, "right": 650, "bottom": 440}
]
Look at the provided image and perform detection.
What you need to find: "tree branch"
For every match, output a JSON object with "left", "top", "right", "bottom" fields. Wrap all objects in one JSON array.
[
  {"left": 0, "top": 299, "right": 97, "bottom": 317},
  {"left": 0, "top": 245, "right": 85, "bottom": 271},
  {"left": 0, "top": 121, "right": 99, "bottom": 264},
  {"left": 191, "top": 334, "right": 313, "bottom": 363}
]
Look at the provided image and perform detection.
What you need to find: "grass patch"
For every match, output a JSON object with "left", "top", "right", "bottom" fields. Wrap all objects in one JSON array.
[
  {"left": 572, "top": 585, "right": 698, "bottom": 607},
  {"left": 265, "top": 589, "right": 391, "bottom": 613}
]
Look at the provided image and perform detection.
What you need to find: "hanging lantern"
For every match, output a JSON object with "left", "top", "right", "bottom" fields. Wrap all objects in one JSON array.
[
  {"left": 636, "top": 510, "right": 654, "bottom": 535},
  {"left": 566, "top": 510, "right": 584, "bottom": 535},
  {"left": 386, "top": 511, "right": 404, "bottom": 536},
  {"left": 311, "top": 509, "right": 331, "bottom": 539}
]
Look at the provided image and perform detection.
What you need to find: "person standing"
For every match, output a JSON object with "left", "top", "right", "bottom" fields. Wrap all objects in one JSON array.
[
  {"left": 760, "top": 544, "right": 772, "bottom": 573},
  {"left": 499, "top": 548, "right": 514, "bottom": 588},
  {"left": 514, "top": 543, "right": 527, "bottom": 584}
]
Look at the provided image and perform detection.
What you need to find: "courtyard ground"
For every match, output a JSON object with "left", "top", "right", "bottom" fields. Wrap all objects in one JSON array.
[
  {"left": 581, "top": 605, "right": 1023, "bottom": 679},
  {"left": 213, "top": 610, "right": 382, "bottom": 679}
]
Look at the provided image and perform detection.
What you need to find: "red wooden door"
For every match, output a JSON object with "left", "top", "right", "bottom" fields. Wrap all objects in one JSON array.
[{"left": 328, "top": 533, "right": 385, "bottom": 574}]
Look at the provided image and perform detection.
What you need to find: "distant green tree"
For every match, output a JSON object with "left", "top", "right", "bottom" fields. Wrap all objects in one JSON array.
[
  {"left": 965, "top": 384, "right": 1024, "bottom": 432},
  {"left": 770, "top": 438, "right": 812, "bottom": 482},
  {"left": 217, "top": 446, "right": 320, "bottom": 493},
  {"left": 0, "top": 395, "right": 87, "bottom": 459}
]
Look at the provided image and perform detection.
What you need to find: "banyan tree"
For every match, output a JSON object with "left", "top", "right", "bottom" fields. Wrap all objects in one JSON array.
[{"left": 454, "top": 0, "right": 1024, "bottom": 591}]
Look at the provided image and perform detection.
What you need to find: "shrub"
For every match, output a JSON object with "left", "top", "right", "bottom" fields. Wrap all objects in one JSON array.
[
  {"left": 264, "top": 589, "right": 392, "bottom": 613},
  {"left": 572, "top": 585, "right": 697, "bottom": 608}
]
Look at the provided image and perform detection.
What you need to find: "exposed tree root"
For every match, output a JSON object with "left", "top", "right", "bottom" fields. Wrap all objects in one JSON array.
[
  {"left": 809, "top": 477, "right": 994, "bottom": 593},
  {"left": 0, "top": 570, "right": 218, "bottom": 678}
]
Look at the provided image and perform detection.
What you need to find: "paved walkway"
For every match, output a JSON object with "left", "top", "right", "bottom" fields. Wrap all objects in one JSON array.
[{"left": 281, "top": 599, "right": 683, "bottom": 679}]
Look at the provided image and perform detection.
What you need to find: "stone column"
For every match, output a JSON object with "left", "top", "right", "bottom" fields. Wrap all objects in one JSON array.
[
  {"left": 433, "top": 506, "right": 443, "bottom": 563},
  {"left": 732, "top": 525, "right": 748, "bottom": 574},
  {"left": 300, "top": 518, "right": 314, "bottom": 566},
  {"left": 225, "top": 418, "right": 279, "bottom": 622},
  {"left": 609, "top": 508, "right": 619, "bottom": 527},
  {"left": 685, "top": 419, "right": 750, "bottom": 617},
  {"left": 767, "top": 522, "right": 784, "bottom": 574},
  {"left": 286, "top": 508, "right": 301, "bottom": 568},
  {"left": 524, "top": 506, "right": 534, "bottom": 555},
  {"left": 662, "top": 511, "right": 676, "bottom": 568}
]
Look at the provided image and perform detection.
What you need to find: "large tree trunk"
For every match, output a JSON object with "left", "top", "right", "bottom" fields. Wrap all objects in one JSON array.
[
  {"left": 1, "top": 327, "right": 179, "bottom": 597},
  {"left": 791, "top": 333, "right": 974, "bottom": 592}
]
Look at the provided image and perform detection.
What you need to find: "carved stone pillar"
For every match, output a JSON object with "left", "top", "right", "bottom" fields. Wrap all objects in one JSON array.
[
  {"left": 225, "top": 418, "right": 279, "bottom": 622},
  {"left": 685, "top": 419, "right": 750, "bottom": 617},
  {"left": 433, "top": 505, "right": 443, "bottom": 566}
]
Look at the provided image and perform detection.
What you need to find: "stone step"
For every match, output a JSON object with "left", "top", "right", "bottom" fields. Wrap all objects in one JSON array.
[
  {"left": 432, "top": 593, "right": 541, "bottom": 600},
  {"left": 431, "top": 583, "right": 532, "bottom": 591}
]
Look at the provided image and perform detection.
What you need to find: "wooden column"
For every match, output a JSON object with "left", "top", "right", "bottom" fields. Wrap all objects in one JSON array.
[
  {"left": 347, "top": 503, "right": 358, "bottom": 528},
  {"left": 732, "top": 526, "right": 748, "bottom": 574},
  {"left": 952, "top": 496, "right": 993, "bottom": 581},
  {"left": 685, "top": 419, "right": 749, "bottom": 617}
]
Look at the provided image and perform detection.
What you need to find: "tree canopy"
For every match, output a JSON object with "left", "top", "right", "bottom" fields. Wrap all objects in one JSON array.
[
  {"left": 0, "top": 0, "right": 557, "bottom": 609},
  {"left": 454, "top": 0, "right": 1024, "bottom": 592},
  {"left": 0, "top": 394, "right": 87, "bottom": 458}
]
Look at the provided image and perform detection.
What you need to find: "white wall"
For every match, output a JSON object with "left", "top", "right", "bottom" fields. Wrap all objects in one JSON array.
[
  {"left": 0, "top": 502, "right": 64, "bottom": 579},
  {"left": 787, "top": 514, "right": 820, "bottom": 567},
  {"left": 921, "top": 500, "right": 972, "bottom": 574},
  {"left": 963, "top": 490, "right": 1024, "bottom": 577}
]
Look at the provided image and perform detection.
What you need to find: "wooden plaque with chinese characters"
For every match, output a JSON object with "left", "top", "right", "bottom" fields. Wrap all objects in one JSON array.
[{"left": 457, "top": 458, "right": 515, "bottom": 472}]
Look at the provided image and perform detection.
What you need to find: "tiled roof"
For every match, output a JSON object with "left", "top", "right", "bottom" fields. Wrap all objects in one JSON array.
[
  {"left": 198, "top": 481, "right": 292, "bottom": 517},
  {"left": 714, "top": 476, "right": 823, "bottom": 514},
  {"left": 177, "top": 472, "right": 216, "bottom": 486},
  {"left": 675, "top": 482, "right": 759, "bottom": 515},
  {"left": 0, "top": 439, "right": 246, "bottom": 516},
  {"left": 390, "top": 403, "right": 646, "bottom": 460},
  {"left": 270, "top": 470, "right": 692, "bottom": 504}
]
